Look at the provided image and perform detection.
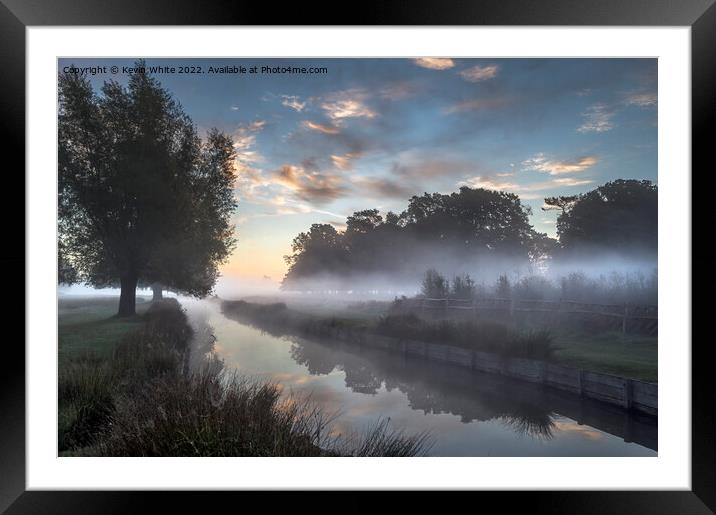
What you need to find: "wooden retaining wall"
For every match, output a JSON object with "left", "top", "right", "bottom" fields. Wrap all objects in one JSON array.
[{"left": 323, "top": 327, "right": 657, "bottom": 417}]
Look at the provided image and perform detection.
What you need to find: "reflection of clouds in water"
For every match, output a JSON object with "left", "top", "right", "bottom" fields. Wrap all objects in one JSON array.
[
  {"left": 184, "top": 299, "right": 656, "bottom": 456},
  {"left": 552, "top": 416, "right": 605, "bottom": 441},
  {"left": 271, "top": 371, "right": 322, "bottom": 386}
]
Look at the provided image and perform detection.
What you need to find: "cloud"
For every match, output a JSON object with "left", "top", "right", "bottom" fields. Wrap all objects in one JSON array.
[
  {"left": 331, "top": 153, "right": 360, "bottom": 170},
  {"left": 327, "top": 220, "right": 348, "bottom": 231},
  {"left": 379, "top": 81, "right": 418, "bottom": 100},
  {"left": 577, "top": 103, "right": 615, "bottom": 133},
  {"left": 522, "top": 153, "right": 598, "bottom": 175},
  {"left": 281, "top": 95, "right": 307, "bottom": 112},
  {"left": 458, "top": 176, "right": 519, "bottom": 191},
  {"left": 496, "top": 172, "right": 514, "bottom": 177},
  {"left": 352, "top": 176, "right": 415, "bottom": 199},
  {"left": 302, "top": 120, "right": 341, "bottom": 134},
  {"left": 271, "top": 165, "right": 347, "bottom": 204},
  {"left": 230, "top": 105, "right": 239, "bottom": 111},
  {"left": 443, "top": 96, "right": 510, "bottom": 114},
  {"left": 321, "top": 90, "right": 376, "bottom": 122},
  {"left": 551, "top": 177, "right": 594, "bottom": 187},
  {"left": 624, "top": 92, "right": 657, "bottom": 107},
  {"left": 233, "top": 120, "right": 266, "bottom": 154},
  {"left": 459, "top": 64, "right": 499, "bottom": 82},
  {"left": 391, "top": 158, "right": 474, "bottom": 179},
  {"left": 412, "top": 57, "right": 455, "bottom": 70},
  {"left": 231, "top": 120, "right": 267, "bottom": 192}
]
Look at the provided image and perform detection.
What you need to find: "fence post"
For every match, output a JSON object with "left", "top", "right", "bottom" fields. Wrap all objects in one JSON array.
[
  {"left": 578, "top": 369, "right": 585, "bottom": 397},
  {"left": 624, "top": 379, "right": 634, "bottom": 409},
  {"left": 622, "top": 305, "right": 629, "bottom": 333}
]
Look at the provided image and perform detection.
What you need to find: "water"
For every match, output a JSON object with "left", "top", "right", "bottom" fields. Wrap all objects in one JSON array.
[{"left": 183, "top": 299, "right": 657, "bottom": 457}]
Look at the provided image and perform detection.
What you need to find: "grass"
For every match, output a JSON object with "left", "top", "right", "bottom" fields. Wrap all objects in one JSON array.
[
  {"left": 59, "top": 296, "right": 432, "bottom": 457},
  {"left": 550, "top": 331, "right": 657, "bottom": 382},
  {"left": 224, "top": 301, "right": 556, "bottom": 361},
  {"left": 225, "top": 300, "right": 657, "bottom": 382},
  {"left": 375, "top": 314, "right": 556, "bottom": 359},
  {"left": 58, "top": 296, "right": 151, "bottom": 366}
]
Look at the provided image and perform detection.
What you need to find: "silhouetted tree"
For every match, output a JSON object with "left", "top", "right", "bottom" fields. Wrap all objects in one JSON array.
[
  {"left": 58, "top": 61, "right": 237, "bottom": 315},
  {"left": 451, "top": 273, "right": 476, "bottom": 299},
  {"left": 421, "top": 269, "right": 448, "bottom": 298},
  {"left": 544, "top": 179, "right": 657, "bottom": 256},
  {"left": 495, "top": 274, "right": 511, "bottom": 298},
  {"left": 283, "top": 224, "right": 347, "bottom": 287},
  {"left": 282, "top": 186, "right": 541, "bottom": 290}
]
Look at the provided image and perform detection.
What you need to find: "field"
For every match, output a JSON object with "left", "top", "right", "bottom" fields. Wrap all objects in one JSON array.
[
  {"left": 58, "top": 296, "right": 151, "bottom": 365},
  {"left": 551, "top": 331, "right": 657, "bottom": 383}
]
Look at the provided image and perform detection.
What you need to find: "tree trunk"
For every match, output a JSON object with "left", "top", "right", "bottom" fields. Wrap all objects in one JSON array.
[
  {"left": 118, "top": 274, "right": 138, "bottom": 317},
  {"left": 152, "top": 283, "right": 163, "bottom": 301}
]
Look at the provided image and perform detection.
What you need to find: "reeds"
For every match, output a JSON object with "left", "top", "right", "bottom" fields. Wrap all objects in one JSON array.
[{"left": 59, "top": 299, "right": 432, "bottom": 457}]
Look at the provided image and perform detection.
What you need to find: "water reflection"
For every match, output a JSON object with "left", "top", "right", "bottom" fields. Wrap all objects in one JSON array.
[
  {"left": 197, "top": 299, "right": 656, "bottom": 456},
  {"left": 286, "top": 335, "right": 655, "bottom": 447}
]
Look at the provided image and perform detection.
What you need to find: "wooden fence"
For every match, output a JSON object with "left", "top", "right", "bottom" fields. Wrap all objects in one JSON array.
[{"left": 393, "top": 297, "right": 658, "bottom": 334}]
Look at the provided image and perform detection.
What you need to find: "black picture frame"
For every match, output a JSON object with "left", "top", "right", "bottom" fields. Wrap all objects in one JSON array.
[{"left": 2, "top": 1, "right": 710, "bottom": 512}]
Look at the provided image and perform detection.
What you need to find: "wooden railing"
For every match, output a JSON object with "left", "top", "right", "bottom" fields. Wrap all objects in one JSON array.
[{"left": 393, "top": 297, "right": 658, "bottom": 333}]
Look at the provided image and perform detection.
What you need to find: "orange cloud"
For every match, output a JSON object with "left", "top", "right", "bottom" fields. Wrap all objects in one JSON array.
[
  {"left": 412, "top": 57, "right": 455, "bottom": 70},
  {"left": 522, "top": 153, "right": 598, "bottom": 175},
  {"left": 302, "top": 120, "right": 340, "bottom": 134}
]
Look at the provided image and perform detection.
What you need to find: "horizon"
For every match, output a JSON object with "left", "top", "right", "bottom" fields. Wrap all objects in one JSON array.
[{"left": 58, "top": 57, "right": 658, "bottom": 286}]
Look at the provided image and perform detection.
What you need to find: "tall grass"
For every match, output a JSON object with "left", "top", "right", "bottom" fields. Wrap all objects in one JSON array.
[
  {"left": 375, "top": 314, "right": 555, "bottom": 359},
  {"left": 59, "top": 298, "right": 432, "bottom": 457}
]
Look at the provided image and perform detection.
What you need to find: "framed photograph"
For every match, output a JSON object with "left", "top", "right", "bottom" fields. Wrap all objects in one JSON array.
[{"left": 3, "top": 0, "right": 711, "bottom": 511}]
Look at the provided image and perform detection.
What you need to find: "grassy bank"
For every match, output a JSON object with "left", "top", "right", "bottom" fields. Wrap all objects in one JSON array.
[
  {"left": 222, "top": 300, "right": 657, "bottom": 382},
  {"left": 58, "top": 297, "right": 431, "bottom": 457},
  {"left": 550, "top": 331, "right": 657, "bottom": 383},
  {"left": 58, "top": 296, "right": 151, "bottom": 366},
  {"left": 223, "top": 301, "right": 556, "bottom": 360}
]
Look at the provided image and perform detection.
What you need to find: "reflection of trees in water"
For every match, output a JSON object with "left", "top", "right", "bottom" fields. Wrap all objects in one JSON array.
[
  {"left": 499, "top": 406, "right": 556, "bottom": 440},
  {"left": 187, "top": 309, "right": 223, "bottom": 374},
  {"left": 341, "top": 360, "right": 383, "bottom": 395},
  {"left": 216, "top": 309, "right": 656, "bottom": 450},
  {"left": 289, "top": 339, "right": 383, "bottom": 394},
  {"left": 287, "top": 336, "right": 558, "bottom": 440},
  {"left": 289, "top": 339, "right": 339, "bottom": 375}
]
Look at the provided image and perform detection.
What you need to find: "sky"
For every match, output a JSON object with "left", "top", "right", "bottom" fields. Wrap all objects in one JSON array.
[{"left": 59, "top": 58, "right": 657, "bottom": 286}]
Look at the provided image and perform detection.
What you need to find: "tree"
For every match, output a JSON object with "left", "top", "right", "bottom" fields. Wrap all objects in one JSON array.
[
  {"left": 281, "top": 186, "right": 544, "bottom": 290},
  {"left": 282, "top": 224, "right": 347, "bottom": 289},
  {"left": 451, "top": 273, "right": 476, "bottom": 299},
  {"left": 544, "top": 180, "right": 657, "bottom": 256},
  {"left": 58, "top": 62, "right": 237, "bottom": 315},
  {"left": 421, "top": 269, "right": 448, "bottom": 298}
]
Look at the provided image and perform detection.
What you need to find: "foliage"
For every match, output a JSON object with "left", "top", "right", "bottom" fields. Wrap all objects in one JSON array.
[
  {"left": 544, "top": 179, "right": 657, "bottom": 257},
  {"left": 451, "top": 273, "right": 476, "bottom": 299},
  {"left": 58, "top": 60, "right": 236, "bottom": 315},
  {"left": 421, "top": 268, "right": 449, "bottom": 298},
  {"left": 374, "top": 314, "right": 555, "bottom": 358},
  {"left": 282, "top": 186, "right": 548, "bottom": 290},
  {"left": 59, "top": 299, "right": 431, "bottom": 456}
]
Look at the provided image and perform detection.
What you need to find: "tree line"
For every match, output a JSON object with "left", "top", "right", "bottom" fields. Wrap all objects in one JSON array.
[{"left": 282, "top": 179, "right": 657, "bottom": 291}]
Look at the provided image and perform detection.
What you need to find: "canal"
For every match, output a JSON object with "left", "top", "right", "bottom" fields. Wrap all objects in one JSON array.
[{"left": 184, "top": 298, "right": 657, "bottom": 457}]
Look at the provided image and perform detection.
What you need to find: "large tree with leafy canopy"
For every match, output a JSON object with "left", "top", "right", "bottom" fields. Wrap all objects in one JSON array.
[
  {"left": 58, "top": 61, "right": 237, "bottom": 315},
  {"left": 543, "top": 179, "right": 657, "bottom": 256}
]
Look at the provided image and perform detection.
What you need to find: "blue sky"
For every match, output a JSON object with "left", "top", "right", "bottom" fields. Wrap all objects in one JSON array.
[{"left": 59, "top": 58, "right": 657, "bottom": 281}]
